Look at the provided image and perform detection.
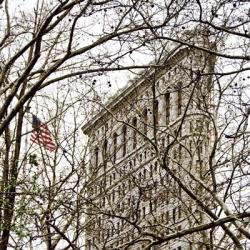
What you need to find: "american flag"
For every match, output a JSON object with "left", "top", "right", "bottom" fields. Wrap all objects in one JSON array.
[{"left": 30, "top": 115, "right": 57, "bottom": 151}]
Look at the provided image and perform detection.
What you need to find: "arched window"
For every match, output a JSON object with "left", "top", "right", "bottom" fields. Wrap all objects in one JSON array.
[
  {"left": 122, "top": 125, "right": 127, "bottom": 157},
  {"left": 113, "top": 133, "right": 118, "bottom": 163},
  {"left": 132, "top": 117, "right": 137, "bottom": 149},
  {"left": 154, "top": 99, "right": 159, "bottom": 126},
  {"left": 94, "top": 146, "right": 99, "bottom": 167},
  {"left": 143, "top": 108, "right": 148, "bottom": 136}
]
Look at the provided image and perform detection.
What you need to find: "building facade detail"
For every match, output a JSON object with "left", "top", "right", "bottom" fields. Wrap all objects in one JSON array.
[{"left": 82, "top": 44, "right": 215, "bottom": 250}]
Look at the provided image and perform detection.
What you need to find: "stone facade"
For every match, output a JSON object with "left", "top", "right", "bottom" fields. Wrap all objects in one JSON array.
[{"left": 82, "top": 44, "right": 215, "bottom": 250}]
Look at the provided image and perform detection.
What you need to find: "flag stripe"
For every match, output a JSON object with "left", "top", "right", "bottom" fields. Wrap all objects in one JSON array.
[
  {"left": 31, "top": 138, "right": 56, "bottom": 150},
  {"left": 31, "top": 137, "right": 56, "bottom": 147},
  {"left": 31, "top": 134, "right": 56, "bottom": 144},
  {"left": 30, "top": 115, "right": 56, "bottom": 152}
]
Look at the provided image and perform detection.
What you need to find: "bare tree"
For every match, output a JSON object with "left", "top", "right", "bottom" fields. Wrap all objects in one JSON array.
[{"left": 0, "top": 0, "right": 250, "bottom": 249}]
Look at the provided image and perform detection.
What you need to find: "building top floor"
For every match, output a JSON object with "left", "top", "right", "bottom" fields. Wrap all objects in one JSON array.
[
  {"left": 82, "top": 44, "right": 216, "bottom": 139},
  {"left": 82, "top": 45, "right": 216, "bottom": 183}
]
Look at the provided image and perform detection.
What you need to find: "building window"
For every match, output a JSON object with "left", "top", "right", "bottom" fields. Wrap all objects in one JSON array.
[
  {"left": 177, "top": 83, "right": 182, "bottom": 116},
  {"left": 161, "top": 214, "right": 164, "bottom": 223},
  {"left": 196, "top": 119, "right": 203, "bottom": 133},
  {"left": 166, "top": 211, "right": 169, "bottom": 224},
  {"left": 161, "top": 138, "right": 165, "bottom": 148},
  {"left": 173, "top": 149, "right": 177, "bottom": 160},
  {"left": 165, "top": 92, "right": 170, "bottom": 125},
  {"left": 132, "top": 117, "right": 137, "bottom": 149},
  {"left": 128, "top": 197, "right": 131, "bottom": 206},
  {"left": 190, "top": 121, "right": 193, "bottom": 133},
  {"left": 189, "top": 243, "right": 193, "bottom": 250},
  {"left": 154, "top": 161, "right": 158, "bottom": 172},
  {"left": 160, "top": 176, "right": 164, "bottom": 185},
  {"left": 178, "top": 144, "right": 182, "bottom": 161},
  {"left": 197, "top": 140, "right": 203, "bottom": 155},
  {"left": 105, "top": 122, "right": 108, "bottom": 132},
  {"left": 122, "top": 183, "right": 125, "bottom": 196},
  {"left": 173, "top": 207, "right": 176, "bottom": 222},
  {"left": 178, "top": 184, "right": 182, "bottom": 198},
  {"left": 154, "top": 181, "right": 158, "bottom": 191},
  {"left": 167, "top": 134, "right": 170, "bottom": 145},
  {"left": 103, "top": 139, "right": 108, "bottom": 164},
  {"left": 143, "top": 108, "right": 148, "bottom": 136},
  {"left": 113, "top": 132, "right": 118, "bottom": 163},
  {"left": 87, "top": 239, "right": 91, "bottom": 250},
  {"left": 118, "top": 185, "right": 121, "bottom": 197},
  {"left": 139, "top": 153, "right": 142, "bottom": 162},
  {"left": 122, "top": 125, "right": 127, "bottom": 157},
  {"left": 128, "top": 161, "right": 131, "bottom": 169},
  {"left": 154, "top": 99, "right": 159, "bottom": 126},
  {"left": 165, "top": 190, "right": 169, "bottom": 206},
  {"left": 206, "top": 120, "right": 210, "bottom": 133},
  {"left": 139, "top": 172, "right": 142, "bottom": 181},
  {"left": 149, "top": 201, "right": 153, "bottom": 213},
  {"left": 178, "top": 206, "right": 182, "bottom": 219},
  {"left": 117, "top": 222, "right": 120, "bottom": 234},
  {"left": 94, "top": 146, "right": 99, "bottom": 167},
  {"left": 189, "top": 139, "right": 193, "bottom": 150},
  {"left": 154, "top": 199, "right": 157, "bottom": 212}
]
